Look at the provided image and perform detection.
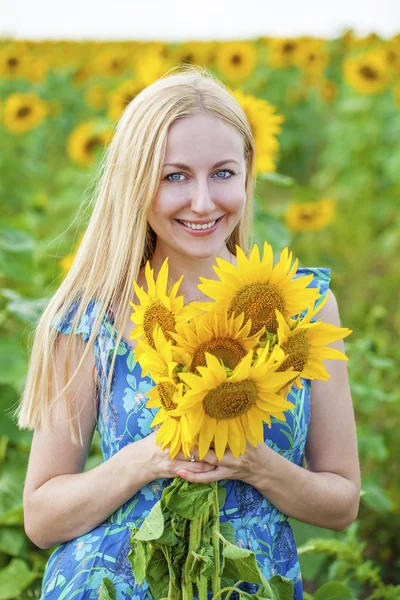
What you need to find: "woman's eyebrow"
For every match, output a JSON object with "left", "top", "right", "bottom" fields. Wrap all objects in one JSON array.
[{"left": 163, "top": 159, "right": 240, "bottom": 169}]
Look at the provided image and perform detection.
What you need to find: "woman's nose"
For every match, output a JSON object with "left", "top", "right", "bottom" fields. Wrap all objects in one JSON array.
[{"left": 189, "top": 180, "right": 216, "bottom": 214}]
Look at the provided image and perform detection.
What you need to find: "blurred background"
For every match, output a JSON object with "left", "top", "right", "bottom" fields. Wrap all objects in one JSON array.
[{"left": 1, "top": 1, "right": 399, "bottom": 598}]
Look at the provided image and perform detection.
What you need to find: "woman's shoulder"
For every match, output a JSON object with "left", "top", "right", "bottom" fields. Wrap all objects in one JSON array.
[{"left": 51, "top": 296, "right": 103, "bottom": 342}]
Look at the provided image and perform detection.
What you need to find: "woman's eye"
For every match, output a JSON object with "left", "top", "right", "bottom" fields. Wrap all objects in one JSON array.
[{"left": 165, "top": 169, "right": 235, "bottom": 182}]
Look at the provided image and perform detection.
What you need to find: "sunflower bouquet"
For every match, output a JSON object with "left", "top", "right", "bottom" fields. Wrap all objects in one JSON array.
[{"left": 123, "top": 242, "right": 351, "bottom": 600}]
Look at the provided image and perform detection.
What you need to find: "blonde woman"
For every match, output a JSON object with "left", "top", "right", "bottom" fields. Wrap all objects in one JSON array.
[{"left": 16, "top": 65, "right": 360, "bottom": 599}]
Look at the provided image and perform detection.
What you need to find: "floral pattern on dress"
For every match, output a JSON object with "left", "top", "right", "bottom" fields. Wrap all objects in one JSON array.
[{"left": 41, "top": 267, "right": 331, "bottom": 599}]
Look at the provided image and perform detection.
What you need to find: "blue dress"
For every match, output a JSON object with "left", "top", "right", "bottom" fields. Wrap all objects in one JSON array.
[{"left": 39, "top": 267, "right": 331, "bottom": 600}]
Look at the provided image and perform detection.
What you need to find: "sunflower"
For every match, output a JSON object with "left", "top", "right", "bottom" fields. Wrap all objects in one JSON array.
[
  {"left": 284, "top": 199, "right": 336, "bottom": 233},
  {"left": 231, "top": 89, "right": 284, "bottom": 175},
  {"left": 267, "top": 38, "right": 299, "bottom": 69},
  {"left": 133, "top": 323, "right": 188, "bottom": 381},
  {"left": 169, "top": 41, "right": 215, "bottom": 68},
  {"left": 275, "top": 294, "right": 352, "bottom": 389},
  {"left": 319, "top": 79, "right": 338, "bottom": 104},
  {"left": 3, "top": 93, "right": 48, "bottom": 135},
  {"left": 343, "top": 50, "right": 391, "bottom": 95},
  {"left": 146, "top": 379, "right": 192, "bottom": 459},
  {"left": 107, "top": 79, "right": 145, "bottom": 121},
  {"left": 95, "top": 47, "right": 131, "bottom": 77},
  {"left": 84, "top": 83, "right": 109, "bottom": 111},
  {"left": 59, "top": 232, "right": 85, "bottom": 276},
  {"left": 177, "top": 348, "right": 298, "bottom": 460},
  {"left": 168, "top": 310, "right": 265, "bottom": 374},
  {"left": 293, "top": 38, "right": 330, "bottom": 76},
  {"left": 133, "top": 48, "right": 172, "bottom": 87},
  {"left": 194, "top": 243, "right": 320, "bottom": 335},
  {"left": 0, "top": 43, "right": 32, "bottom": 79},
  {"left": 67, "top": 120, "right": 113, "bottom": 167},
  {"left": 215, "top": 41, "right": 258, "bottom": 83},
  {"left": 129, "top": 258, "right": 195, "bottom": 350}
]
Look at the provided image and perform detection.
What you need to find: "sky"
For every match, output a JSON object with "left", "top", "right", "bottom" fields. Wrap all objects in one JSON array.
[{"left": 2, "top": 0, "right": 399, "bottom": 40}]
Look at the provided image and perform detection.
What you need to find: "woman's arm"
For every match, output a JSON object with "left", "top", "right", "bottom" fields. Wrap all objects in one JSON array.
[
  {"left": 23, "top": 334, "right": 215, "bottom": 550},
  {"left": 177, "top": 290, "right": 361, "bottom": 532}
]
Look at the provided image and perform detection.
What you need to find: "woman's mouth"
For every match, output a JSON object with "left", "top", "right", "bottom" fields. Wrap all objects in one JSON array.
[{"left": 174, "top": 215, "right": 224, "bottom": 235}]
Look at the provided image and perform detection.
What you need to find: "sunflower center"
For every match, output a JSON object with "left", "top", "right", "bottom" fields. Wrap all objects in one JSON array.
[
  {"left": 278, "top": 330, "right": 310, "bottom": 374},
  {"left": 231, "top": 54, "right": 242, "bottom": 65},
  {"left": 143, "top": 300, "right": 176, "bottom": 349},
  {"left": 203, "top": 380, "right": 258, "bottom": 420},
  {"left": 360, "top": 65, "right": 378, "bottom": 80},
  {"left": 85, "top": 137, "right": 102, "bottom": 154},
  {"left": 8, "top": 57, "right": 19, "bottom": 69},
  {"left": 283, "top": 43, "right": 295, "bottom": 55},
  {"left": 190, "top": 338, "right": 247, "bottom": 373},
  {"left": 17, "top": 106, "right": 31, "bottom": 119},
  {"left": 157, "top": 382, "right": 178, "bottom": 411},
  {"left": 229, "top": 282, "right": 285, "bottom": 334}
]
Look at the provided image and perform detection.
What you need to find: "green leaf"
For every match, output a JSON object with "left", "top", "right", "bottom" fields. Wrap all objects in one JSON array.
[
  {"left": 0, "top": 558, "right": 37, "bottom": 599},
  {"left": 134, "top": 501, "right": 165, "bottom": 541},
  {"left": 128, "top": 529, "right": 149, "bottom": 583},
  {"left": 313, "top": 581, "right": 355, "bottom": 600},
  {"left": 98, "top": 577, "right": 117, "bottom": 600},
  {"left": 361, "top": 483, "right": 393, "bottom": 513},
  {"left": 257, "top": 172, "right": 296, "bottom": 187},
  {"left": 0, "top": 228, "right": 34, "bottom": 253},
  {"left": 217, "top": 531, "right": 263, "bottom": 584},
  {"left": 0, "top": 505, "right": 24, "bottom": 526},
  {"left": 1, "top": 289, "right": 48, "bottom": 325},
  {"left": 163, "top": 480, "right": 213, "bottom": 520},
  {"left": 262, "top": 575, "right": 295, "bottom": 600}
]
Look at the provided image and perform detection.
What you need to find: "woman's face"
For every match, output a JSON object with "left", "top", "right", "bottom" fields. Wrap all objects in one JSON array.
[{"left": 147, "top": 113, "right": 247, "bottom": 261}]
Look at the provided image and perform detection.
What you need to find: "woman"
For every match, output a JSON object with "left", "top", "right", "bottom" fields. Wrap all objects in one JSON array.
[{"left": 16, "top": 65, "right": 360, "bottom": 599}]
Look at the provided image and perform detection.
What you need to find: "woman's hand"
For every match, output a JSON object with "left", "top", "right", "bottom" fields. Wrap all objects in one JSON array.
[
  {"left": 175, "top": 440, "right": 270, "bottom": 486},
  {"left": 140, "top": 431, "right": 218, "bottom": 480}
]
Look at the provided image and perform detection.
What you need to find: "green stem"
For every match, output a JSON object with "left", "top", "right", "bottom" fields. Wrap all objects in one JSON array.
[
  {"left": 211, "top": 482, "right": 221, "bottom": 596},
  {"left": 183, "top": 488, "right": 203, "bottom": 600},
  {"left": 197, "top": 506, "right": 209, "bottom": 600}
]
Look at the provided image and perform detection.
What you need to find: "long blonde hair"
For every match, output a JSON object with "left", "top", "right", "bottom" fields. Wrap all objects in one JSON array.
[{"left": 14, "top": 64, "right": 257, "bottom": 445}]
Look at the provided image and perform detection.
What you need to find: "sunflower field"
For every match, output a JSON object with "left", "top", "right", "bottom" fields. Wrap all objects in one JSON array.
[{"left": 1, "top": 31, "right": 399, "bottom": 599}]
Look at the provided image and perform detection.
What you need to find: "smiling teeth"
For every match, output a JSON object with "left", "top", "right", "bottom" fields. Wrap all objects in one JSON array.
[{"left": 180, "top": 219, "right": 217, "bottom": 230}]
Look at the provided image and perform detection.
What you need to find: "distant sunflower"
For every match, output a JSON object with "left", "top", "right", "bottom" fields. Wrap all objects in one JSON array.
[
  {"left": 107, "top": 79, "right": 145, "bottom": 121},
  {"left": 133, "top": 48, "right": 172, "bottom": 86},
  {"left": 231, "top": 89, "right": 284, "bottom": 175},
  {"left": 84, "top": 83, "right": 109, "bottom": 111},
  {"left": 168, "top": 310, "right": 265, "bottom": 374},
  {"left": 275, "top": 294, "right": 352, "bottom": 389},
  {"left": 147, "top": 379, "right": 192, "bottom": 459},
  {"left": 384, "top": 39, "right": 400, "bottom": 74},
  {"left": 67, "top": 120, "right": 113, "bottom": 167},
  {"left": 284, "top": 199, "right": 336, "bottom": 232},
  {"left": 267, "top": 38, "right": 299, "bottom": 69},
  {"left": 95, "top": 47, "right": 131, "bottom": 77},
  {"left": 343, "top": 50, "right": 391, "bottom": 95},
  {"left": 170, "top": 41, "right": 214, "bottom": 67},
  {"left": 215, "top": 41, "right": 258, "bottom": 83},
  {"left": 194, "top": 243, "right": 320, "bottom": 335},
  {"left": 59, "top": 232, "right": 85, "bottom": 276},
  {"left": 129, "top": 257, "right": 194, "bottom": 350},
  {"left": 294, "top": 38, "right": 330, "bottom": 75},
  {"left": 178, "top": 349, "right": 298, "bottom": 460},
  {"left": 0, "top": 44, "right": 31, "bottom": 79},
  {"left": 319, "top": 79, "right": 338, "bottom": 104},
  {"left": 3, "top": 93, "right": 47, "bottom": 135}
]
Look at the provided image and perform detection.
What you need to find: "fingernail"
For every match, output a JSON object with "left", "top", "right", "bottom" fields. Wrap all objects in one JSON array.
[{"left": 177, "top": 471, "right": 187, "bottom": 478}]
